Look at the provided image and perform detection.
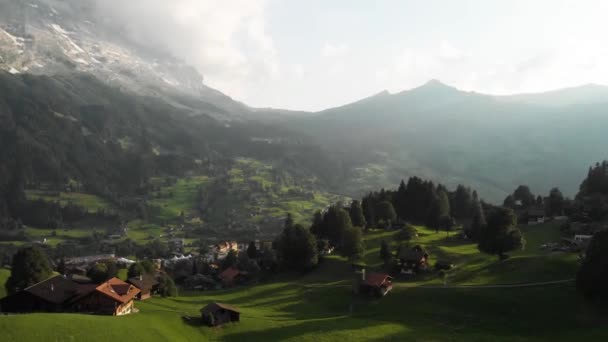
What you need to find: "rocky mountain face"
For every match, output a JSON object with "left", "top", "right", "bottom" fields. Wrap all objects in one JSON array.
[{"left": 0, "top": 0, "right": 249, "bottom": 119}]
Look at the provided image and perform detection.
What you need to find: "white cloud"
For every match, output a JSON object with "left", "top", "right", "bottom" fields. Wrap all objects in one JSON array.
[
  {"left": 94, "top": 0, "right": 279, "bottom": 95},
  {"left": 322, "top": 42, "right": 350, "bottom": 58}
]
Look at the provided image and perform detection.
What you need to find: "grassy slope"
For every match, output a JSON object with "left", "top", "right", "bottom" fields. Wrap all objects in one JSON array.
[
  {"left": 0, "top": 268, "right": 8, "bottom": 298},
  {"left": 25, "top": 191, "right": 113, "bottom": 212},
  {"left": 13, "top": 158, "right": 347, "bottom": 247},
  {"left": 1, "top": 222, "right": 607, "bottom": 341}
]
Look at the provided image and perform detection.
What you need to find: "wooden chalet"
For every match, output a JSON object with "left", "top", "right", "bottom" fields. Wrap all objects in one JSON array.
[
  {"left": 0, "top": 275, "right": 77, "bottom": 313},
  {"left": 358, "top": 272, "right": 393, "bottom": 297},
  {"left": 70, "top": 277, "right": 140, "bottom": 315},
  {"left": 398, "top": 246, "right": 429, "bottom": 272},
  {"left": 200, "top": 302, "right": 240, "bottom": 326},
  {"left": 218, "top": 267, "right": 248, "bottom": 288},
  {"left": 127, "top": 274, "right": 159, "bottom": 300}
]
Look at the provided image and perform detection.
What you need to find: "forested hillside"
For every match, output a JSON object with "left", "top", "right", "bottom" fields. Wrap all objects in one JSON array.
[
  {"left": 0, "top": 72, "right": 343, "bottom": 235},
  {"left": 284, "top": 80, "right": 608, "bottom": 201}
]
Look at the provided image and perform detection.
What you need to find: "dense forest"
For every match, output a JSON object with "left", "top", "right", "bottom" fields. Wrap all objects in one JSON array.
[{"left": 0, "top": 71, "right": 344, "bottom": 233}]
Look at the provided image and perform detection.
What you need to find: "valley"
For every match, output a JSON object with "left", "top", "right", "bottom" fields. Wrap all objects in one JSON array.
[
  {"left": 1, "top": 1, "right": 608, "bottom": 341},
  {"left": 1, "top": 223, "right": 605, "bottom": 341}
]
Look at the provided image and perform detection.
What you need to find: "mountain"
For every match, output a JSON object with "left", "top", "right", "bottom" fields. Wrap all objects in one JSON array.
[
  {"left": 0, "top": 0, "right": 254, "bottom": 119},
  {"left": 284, "top": 80, "right": 608, "bottom": 201},
  {"left": 497, "top": 83, "right": 608, "bottom": 107}
]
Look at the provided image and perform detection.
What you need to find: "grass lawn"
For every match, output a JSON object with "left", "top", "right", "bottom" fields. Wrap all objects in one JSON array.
[
  {"left": 1, "top": 221, "right": 605, "bottom": 341},
  {"left": 1, "top": 282, "right": 606, "bottom": 341},
  {"left": 148, "top": 176, "right": 209, "bottom": 222},
  {"left": 25, "top": 191, "right": 113, "bottom": 212},
  {"left": 0, "top": 268, "right": 9, "bottom": 298}
]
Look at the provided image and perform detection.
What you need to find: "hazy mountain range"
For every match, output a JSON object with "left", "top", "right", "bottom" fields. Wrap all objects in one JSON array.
[{"left": 2, "top": 0, "right": 608, "bottom": 203}]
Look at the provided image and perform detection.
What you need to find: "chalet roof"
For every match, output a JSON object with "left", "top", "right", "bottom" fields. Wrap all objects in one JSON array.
[
  {"left": 364, "top": 273, "right": 392, "bottom": 287},
  {"left": 200, "top": 302, "right": 240, "bottom": 314},
  {"left": 398, "top": 248, "right": 428, "bottom": 262},
  {"left": 219, "top": 267, "right": 241, "bottom": 281},
  {"left": 94, "top": 278, "right": 140, "bottom": 304},
  {"left": 127, "top": 274, "right": 159, "bottom": 292},
  {"left": 24, "top": 275, "right": 77, "bottom": 304}
]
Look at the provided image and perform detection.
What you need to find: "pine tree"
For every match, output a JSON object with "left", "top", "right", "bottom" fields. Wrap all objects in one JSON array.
[
  {"left": 247, "top": 241, "right": 258, "bottom": 259},
  {"left": 349, "top": 200, "right": 367, "bottom": 228}
]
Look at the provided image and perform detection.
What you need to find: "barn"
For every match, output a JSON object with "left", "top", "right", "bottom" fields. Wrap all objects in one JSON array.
[{"left": 200, "top": 302, "right": 240, "bottom": 326}]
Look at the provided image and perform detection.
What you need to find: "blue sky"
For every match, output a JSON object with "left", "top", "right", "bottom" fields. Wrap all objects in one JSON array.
[{"left": 101, "top": 0, "right": 608, "bottom": 111}]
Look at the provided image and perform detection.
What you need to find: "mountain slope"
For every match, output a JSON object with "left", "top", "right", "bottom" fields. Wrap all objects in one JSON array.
[
  {"left": 0, "top": 0, "right": 253, "bottom": 119},
  {"left": 285, "top": 80, "right": 608, "bottom": 201},
  {"left": 497, "top": 83, "right": 608, "bottom": 107}
]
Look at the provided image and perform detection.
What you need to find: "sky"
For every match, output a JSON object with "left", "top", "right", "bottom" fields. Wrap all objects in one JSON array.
[{"left": 96, "top": 0, "right": 608, "bottom": 111}]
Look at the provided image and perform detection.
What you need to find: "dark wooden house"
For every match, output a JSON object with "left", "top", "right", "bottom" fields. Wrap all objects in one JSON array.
[
  {"left": 0, "top": 275, "right": 77, "bottom": 313},
  {"left": 127, "top": 274, "right": 159, "bottom": 300},
  {"left": 70, "top": 277, "right": 140, "bottom": 315},
  {"left": 398, "top": 246, "right": 429, "bottom": 272},
  {"left": 358, "top": 272, "right": 393, "bottom": 297},
  {"left": 218, "top": 267, "right": 248, "bottom": 288},
  {"left": 200, "top": 302, "right": 240, "bottom": 326}
]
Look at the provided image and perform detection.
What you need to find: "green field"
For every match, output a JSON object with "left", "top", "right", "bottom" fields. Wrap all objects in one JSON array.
[
  {"left": 25, "top": 190, "right": 113, "bottom": 212},
  {"left": 1, "top": 222, "right": 607, "bottom": 341},
  {"left": 0, "top": 268, "right": 9, "bottom": 298}
]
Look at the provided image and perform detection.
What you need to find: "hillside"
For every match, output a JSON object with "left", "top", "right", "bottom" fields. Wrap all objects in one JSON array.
[
  {"left": 284, "top": 81, "right": 608, "bottom": 201},
  {"left": 1, "top": 223, "right": 606, "bottom": 341}
]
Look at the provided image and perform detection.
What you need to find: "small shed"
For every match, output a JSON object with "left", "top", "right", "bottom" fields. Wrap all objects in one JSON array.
[{"left": 200, "top": 302, "right": 240, "bottom": 326}]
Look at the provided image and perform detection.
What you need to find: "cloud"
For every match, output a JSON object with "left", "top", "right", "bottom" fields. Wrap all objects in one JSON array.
[
  {"left": 92, "top": 0, "right": 279, "bottom": 92},
  {"left": 322, "top": 42, "right": 350, "bottom": 58}
]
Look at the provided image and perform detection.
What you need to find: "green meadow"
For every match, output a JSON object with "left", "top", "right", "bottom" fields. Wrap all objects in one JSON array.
[
  {"left": 2, "top": 222, "right": 607, "bottom": 341},
  {"left": 25, "top": 190, "right": 114, "bottom": 212}
]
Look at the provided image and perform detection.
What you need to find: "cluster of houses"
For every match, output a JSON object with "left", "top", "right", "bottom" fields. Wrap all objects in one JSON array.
[{"left": 0, "top": 273, "right": 159, "bottom": 316}]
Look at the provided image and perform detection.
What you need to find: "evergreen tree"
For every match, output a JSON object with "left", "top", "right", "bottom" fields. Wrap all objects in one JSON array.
[
  {"left": 341, "top": 226, "right": 365, "bottom": 262},
  {"left": 361, "top": 195, "right": 376, "bottom": 227},
  {"left": 128, "top": 263, "right": 146, "bottom": 278},
  {"left": 349, "top": 200, "right": 367, "bottom": 228},
  {"left": 376, "top": 201, "right": 397, "bottom": 223},
  {"left": 247, "top": 241, "right": 258, "bottom": 259},
  {"left": 478, "top": 207, "right": 524, "bottom": 259},
  {"left": 310, "top": 210, "right": 325, "bottom": 236},
  {"left": 5, "top": 246, "right": 53, "bottom": 294},
  {"left": 451, "top": 185, "right": 473, "bottom": 219},
  {"left": 275, "top": 224, "right": 318, "bottom": 271},
  {"left": 577, "top": 230, "right": 608, "bottom": 304},
  {"left": 466, "top": 198, "right": 486, "bottom": 241},
  {"left": 513, "top": 185, "right": 535, "bottom": 208},
  {"left": 427, "top": 189, "right": 450, "bottom": 230},
  {"left": 322, "top": 205, "right": 353, "bottom": 246},
  {"left": 394, "top": 180, "right": 408, "bottom": 219},
  {"left": 547, "top": 187, "right": 564, "bottom": 216}
]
